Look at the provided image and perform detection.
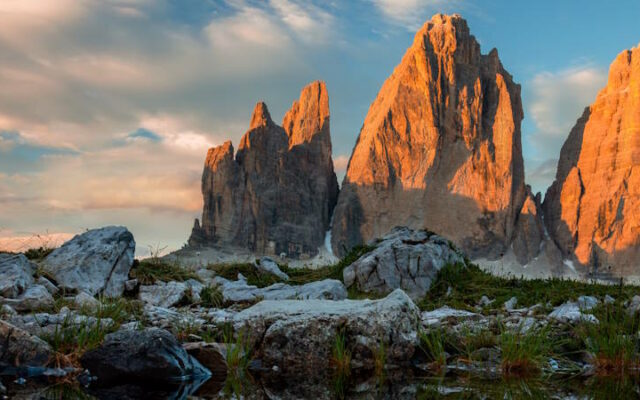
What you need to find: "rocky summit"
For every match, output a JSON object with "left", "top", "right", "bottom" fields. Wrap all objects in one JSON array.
[
  {"left": 331, "top": 14, "right": 538, "bottom": 262},
  {"left": 189, "top": 81, "right": 339, "bottom": 259},
  {"left": 543, "top": 44, "right": 640, "bottom": 278}
]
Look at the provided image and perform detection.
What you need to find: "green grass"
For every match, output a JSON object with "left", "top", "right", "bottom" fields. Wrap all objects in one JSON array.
[
  {"left": 420, "top": 262, "right": 640, "bottom": 312},
  {"left": 200, "top": 285, "right": 224, "bottom": 308},
  {"left": 43, "top": 314, "right": 116, "bottom": 366},
  {"left": 222, "top": 325, "right": 252, "bottom": 376},
  {"left": 576, "top": 302, "right": 640, "bottom": 375},
  {"left": 418, "top": 329, "right": 448, "bottom": 370},
  {"left": 129, "top": 259, "right": 200, "bottom": 285},
  {"left": 374, "top": 340, "right": 386, "bottom": 377},
  {"left": 499, "top": 325, "right": 551, "bottom": 377},
  {"left": 331, "top": 329, "right": 352, "bottom": 377},
  {"left": 24, "top": 246, "right": 54, "bottom": 260},
  {"left": 208, "top": 245, "right": 376, "bottom": 291},
  {"left": 209, "top": 262, "right": 283, "bottom": 288}
]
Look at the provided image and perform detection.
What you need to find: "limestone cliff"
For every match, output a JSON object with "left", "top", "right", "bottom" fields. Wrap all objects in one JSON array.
[
  {"left": 190, "top": 81, "right": 339, "bottom": 259},
  {"left": 543, "top": 45, "right": 640, "bottom": 277},
  {"left": 332, "top": 14, "right": 535, "bottom": 260}
]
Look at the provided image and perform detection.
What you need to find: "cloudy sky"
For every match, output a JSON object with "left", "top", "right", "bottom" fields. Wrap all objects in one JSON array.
[{"left": 1, "top": 0, "right": 638, "bottom": 255}]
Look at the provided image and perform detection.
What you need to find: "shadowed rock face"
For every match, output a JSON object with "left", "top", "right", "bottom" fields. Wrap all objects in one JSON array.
[
  {"left": 189, "top": 81, "right": 339, "bottom": 259},
  {"left": 543, "top": 45, "right": 640, "bottom": 277},
  {"left": 332, "top": 14, "right": 533, "bottom": 260}
]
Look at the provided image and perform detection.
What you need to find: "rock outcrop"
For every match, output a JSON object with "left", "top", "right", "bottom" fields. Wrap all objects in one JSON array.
[
  {"left": 343, "top": 227, "right": 465, "bottom": 299},
  {"left": 42, "top": 226, "right": 135, "bottom": 297},
  {"left": 232, "top": 289, "right": 420, "bottom": 374},
  {"left": 332, "top": 14, "right": 535, "bottom": 262},
  {"left": 543, "top": 44, "right": 640, "bottom": 277},
  {"left": 189, "top": 81, "right": 339, "bottom": 259},
  {"left": 80, "top": 328, "right": 210, "bottom": 383}
]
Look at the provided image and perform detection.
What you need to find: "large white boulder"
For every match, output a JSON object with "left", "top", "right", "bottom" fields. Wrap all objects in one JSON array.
[{"left": 42, "top": 226, "right": 135, "bottom": 297}]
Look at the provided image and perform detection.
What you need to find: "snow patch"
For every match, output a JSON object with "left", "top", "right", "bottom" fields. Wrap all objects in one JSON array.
[{"left": 563, "top": 259, "right": 577, "bottom": 273}]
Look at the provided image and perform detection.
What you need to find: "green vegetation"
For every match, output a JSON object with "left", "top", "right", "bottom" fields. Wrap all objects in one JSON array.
[
  {"left": 374, "top": 340, "right": 386, "bottom": 378},
  {"left": 129, "top": 259, "right": 200, "bottom": 285},
  {"left": 331, "top": 329, "right": 352, "bottom": 377},
  {"left": 43, "top": 314, "right": 115, "bottom": 366},
  {"left": 576, "top": 302, "right": 640, "bottom": 375},
  {"left": 209, "top": 262, "right": 282, "bottom": 288},
  {"left": 418, "top": 329, "right": 448, "bottom": 371},
  {"left": 420, "top": 262, "right": 640, "bottom": 312},
  {"left": 208, "top": 245, "right": 376, "bottom": 292},
  {"left": 499, "top": 325, "right": 551, "bottom": 376},
  {"left": 24, "top": 246, "right": 55, "bottom": 260},
  {"left": 200, "top": 285, "right": 224, "bottom": 308}
]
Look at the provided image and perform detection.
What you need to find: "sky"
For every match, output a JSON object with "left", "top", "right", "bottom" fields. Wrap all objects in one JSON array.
[{"left": 0, "top": 0, "right": 639, "bottom": 256}]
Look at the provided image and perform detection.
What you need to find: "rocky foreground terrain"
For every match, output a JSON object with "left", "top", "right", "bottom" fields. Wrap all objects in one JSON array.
[{"left": 1, "top": 226, "right": 640, "bottom": 398}]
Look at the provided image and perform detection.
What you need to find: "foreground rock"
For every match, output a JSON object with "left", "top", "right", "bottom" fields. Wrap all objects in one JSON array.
[
  {"left": 332, "top": 14, "right": 537, "bottom": 263},
  {"left": 189, "top": 81, "right": 339, "bottom": 259},
  {"left": 42, "top": 226, "right": 135, "bottom": 297},
  {"left": 0, "top": 320, "right": 52, "bottom": 367},
  {"left": 343, "top": 227, "right": 465, "bottom": 299},
  {"left": 232, "top": 289, "right": 420, "bottom": 374},
  {"left": 139, "top": 279, "right": 204, "bottom": 308},
  {"left": 215, "top": 276, "right": 347, "bottom": 304},
  {"left": 80, "top": 328, "right": 210, "bottom": 383},
  {"left": 0, "top": 254, "right": 36, "bottom": 298},
  {"left": 543, "top": 44, "right": 640, "bottom": 278},
  {"left": 1, "top": 285, "right": 54, "bottom": 312}
]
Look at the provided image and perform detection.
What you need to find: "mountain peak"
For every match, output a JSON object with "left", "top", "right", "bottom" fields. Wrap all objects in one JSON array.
[{"left": 249, "top": 101, "right": 273, "bottom": 130}]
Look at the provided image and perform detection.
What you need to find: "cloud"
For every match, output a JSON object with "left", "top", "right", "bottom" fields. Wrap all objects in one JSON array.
[
  {"left": 526, "top": 67, "right": 606, "bottom": 156},
  {"left": 127, "top": 128, "right": 163, "bottom": 143},
  {"left": 526, "top": 158, "right": 559, "bottom": 196},
  {"left": 371, "top": 0, "right": 465, "bottom": 30},
  {"left": 333, "top": 154, "right": 350, "bottom": 173}
]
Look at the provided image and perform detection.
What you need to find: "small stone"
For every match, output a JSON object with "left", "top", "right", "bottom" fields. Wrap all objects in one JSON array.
[
  {"left": 74, "top": 292, "right": 100, "bottom": 310},
  {"left": 255, "top": 257, "right": 289, "bottom": 281},
  {"left": 604, "top": 295, "right": 615, "bottom": 305},
  {"left": 478, "top": 296, "right": 494, "bottom": 307},
  {"left": 504, "top": 297, "right": 518, "bottom": 311},
  {"left": 36, "top": 276, "right": 59, "bottom": 296},
  {"left": 124, "top": 279, "right": 138, "bottom": 292},
  {"left": 577, "top": 295, "right": 598, "bottom": 310}
]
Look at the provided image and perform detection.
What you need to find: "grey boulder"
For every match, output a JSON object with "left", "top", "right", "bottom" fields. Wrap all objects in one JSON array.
[
  {"left": 255, "top": 257, "right": 289, "bottom": 281},
  {"left": 0, "top": 253, "right": 36, "bottom": 298},
  {"left": 42, "top": 226, "right": 135, "bottom": 297},
  {"left": 343, "top": 227, "right": 465, "bottom": 299},
  {"left": 0, "top": 320, "right": 52, "bottom": 367},
  {"left": 232, "top": 289, "right": 420, "bottom": 374},
  {"left": 139, "top": 279, "right": 203, "bottom": 308},
  {"left": 1, "top": 285, "right": 54, "bottom": 312},
  {"left": 80, "top": 328, "right": 210, "bottom": 383}
]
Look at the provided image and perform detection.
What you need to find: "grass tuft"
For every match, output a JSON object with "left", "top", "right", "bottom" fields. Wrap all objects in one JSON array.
[
  {"left": 418, "top": 328, "right": 447, "bottom": 371},
  {"left": 499, "top": 325, "right": 550, "bottom": 377},
  {"left": 331, "top": 329, "right": 352, "bottom": 377},
  {"left": 200, "top": 285, "right": 224, "bottom": 308},
  {"left": 129, "top": 259, "right": 200, "bottom": 285}
]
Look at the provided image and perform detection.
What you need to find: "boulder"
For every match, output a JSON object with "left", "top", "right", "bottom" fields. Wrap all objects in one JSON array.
[
  {"left": 42, "top": 226, "right": 135, "bottom": 297},
  {"left": 421, "top": 306, "right": 484, "bottom": 328},
  {"left": 2, "top": 285, "right": 54, "bottom": 312},
  {"left": 139, "top": 279, "right": 203, "bottom": 308},
  {"left": 548, "top": 301, "right": 598, "bottom": 324},
  {"left": 182, "top": 342, "right": 227, "bottom": 378},
  {"left": 74, "top": 292, "right": 100, "bottom": 310},
  {"left": 0, "top": 253, "right": 36, "bottom": 298},
  {"left": 80, "top": 328, "right": 211, "bottom": 383},
  {"left": 0, "top": 320, "right": 52, "bottom": 367},
  {"left": 332, "top": 14, "right": 535, "bottom": 263},
  {"left": 255, "top": 257, "right": 289, "bottom": 281},
  {"left": 232, "top": 289, "right": 420, "bottom": 373},
  {"left": 342, "top": 227, "right": 465, "bottom": 299},
  {"left": 8, "top": 310, "right": 115, "bottom": 337},
  {"left": 214, "top": 276, "right": 347, "bottom": 304},
  {"left": 543, "top": 44, "right": 640, "bottom": 277},
  {"left": 189, "top": 81, "right": 339, "bottom": 259}
]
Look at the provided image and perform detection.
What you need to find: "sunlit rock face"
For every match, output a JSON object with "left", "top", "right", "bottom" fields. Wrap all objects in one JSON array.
[
  {"left": 189, "top": 81, "right": 339, "bottom": 259},
  {"left": 543, "top": 45, "right": 640, "bottom": 277},
  {"left": 332, "top": 14, "right": 534, "bottom": 260}
]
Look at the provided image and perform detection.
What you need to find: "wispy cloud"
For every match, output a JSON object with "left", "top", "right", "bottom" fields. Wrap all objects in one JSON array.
[{"left": 370, "top": 0, "right": 465, "bottom": 30}]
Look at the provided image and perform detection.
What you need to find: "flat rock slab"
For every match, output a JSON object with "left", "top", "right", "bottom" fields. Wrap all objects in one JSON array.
[
  {"left": 215, "top": 276, "right": 347, "bottom": 304},
  {"left": 232, "top": 289, "right": 420, "bottom": 374},
  {"left": 343, "top": 227, "right": 466, "bottom": 299}
]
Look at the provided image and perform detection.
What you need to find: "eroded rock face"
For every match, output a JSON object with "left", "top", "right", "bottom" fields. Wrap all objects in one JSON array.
[
  {"left": 343, "top": 227, "right": 465, "bottom": 299},
  {"left": 0, "top": 320, "right": 52, "bottom": 367},
  {"left": 0, "top": 254, "right": 36, "bottom": 299},
  {"left": 190, "top": 81, "right": 339, "bottom": 259},
  {"left": 42, "top": 226, "right": 135, "bottom": 297},
  {"left": 332, "top": 14, "right": 533, "bottom": 261},
  {"left": 543, "top": 45, "right": 640, "bottom": 277},
  {"left": 232, "top": 289, "right": 420, "bottom": 374}
]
